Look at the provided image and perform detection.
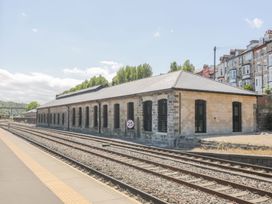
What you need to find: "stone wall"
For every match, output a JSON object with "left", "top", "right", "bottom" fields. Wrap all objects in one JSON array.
[
  {"left": 257, "top": 95, "right": 272, "bottom": 130},
  {"left": 37, "top": 90, "right": 257, "bottom": 147},
  {"left": 178, "top": 90, "right": 257, "bottom": 136}
]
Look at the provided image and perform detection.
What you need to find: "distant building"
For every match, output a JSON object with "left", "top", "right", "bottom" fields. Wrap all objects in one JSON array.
[
  {"left": 196, "top": 65, "right": 215, "bottom": 79},
  {"left": 215, "top": 30, "right": 272, "bottom": 94}
]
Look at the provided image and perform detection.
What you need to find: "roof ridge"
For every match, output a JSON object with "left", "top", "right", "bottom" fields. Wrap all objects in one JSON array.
[{"left": 172, "top": 70, "right": 183, "bottom": 88}]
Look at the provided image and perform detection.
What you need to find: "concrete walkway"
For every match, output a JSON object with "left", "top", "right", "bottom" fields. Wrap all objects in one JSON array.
[{"left": 0, "top": 128, "right": 139, "bottom": 204}]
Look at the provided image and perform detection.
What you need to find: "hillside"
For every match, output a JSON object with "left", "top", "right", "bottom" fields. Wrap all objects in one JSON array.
[{"left": 0, "top": 100, "right": 27, "bottom": 117}]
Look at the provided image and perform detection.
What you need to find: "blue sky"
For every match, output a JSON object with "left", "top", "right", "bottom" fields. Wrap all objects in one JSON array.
[{"left": 0, "top": 0, "right": 271, "bottom": 103}]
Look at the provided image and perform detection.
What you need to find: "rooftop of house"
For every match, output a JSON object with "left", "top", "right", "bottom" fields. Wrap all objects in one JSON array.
[{"left": 39, "top": 71, "right": 257, "bottom": 109}]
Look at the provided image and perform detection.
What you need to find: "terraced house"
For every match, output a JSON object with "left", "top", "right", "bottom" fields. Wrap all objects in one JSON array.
[
  {"left": 215, "top": 30, "right": 272, "bottom": 94},
  {"left": 37, "top": 71, "right": 257, "bottom": 147}
]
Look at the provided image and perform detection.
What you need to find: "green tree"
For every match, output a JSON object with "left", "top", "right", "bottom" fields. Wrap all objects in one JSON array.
[
  {"left": 243, "top": 84, "right": 254, "bottom": 91},
  {"left": 26, "top": 101, "right": 40, "bottom": 111},
  {"left": 62, "top": 75, "right": 109, "bottom": 94},
  {"left": 169, "top": 59, "right": 195, "bottom": 73},
  {"left": 112, "top": 63, "right": 152, "bottom": 85}
]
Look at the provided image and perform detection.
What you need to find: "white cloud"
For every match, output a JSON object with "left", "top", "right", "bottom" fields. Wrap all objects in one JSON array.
[
  {"left": 63, "top": 61, "right": 122, "bottom": 81},
  {"left": 170, "top": 29, "right": 174, "bottom": 33},
  {"left": 0, "top": 69, "right": 81, "bottom": 104},
  {"left": 21, "top": 12, "right": 27, "bottom": 17},
  {"left": 32, "top": 28, "right": 38, "bottom": 33},
  {"left": 153, "top": 31, "right": 160, "bottom": 38},
  {"left": 0, "top": 61, "right": 122, "bottom": 104},
  {"left": 245, "top": 18, "right": 263, "bottom": 29}
]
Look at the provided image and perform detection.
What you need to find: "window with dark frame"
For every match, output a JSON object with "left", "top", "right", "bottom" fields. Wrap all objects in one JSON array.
[
  {"left": 127, "top": 102, "right": 134, "bottom": 121},
  {"left": 158, "top": 99, "right": 167, "bottom": 132},
  {"left": 114, "top": 104, "right": 120, "bottom": 129},
  {"left": 143, "top": 101, "right": 152, "bottom": 131},
  {"left": 47, "top": 114, "right": 49, "bottom": 124},
  {"left": 50, "top": 113, "right": 52, "bottom": 124},
  {"left": 72, "top": 108, "right": 76, "bottom": 126},
  {"left": 93, "top": 106, "right": 98, "bottom": 127},
  {"left": 103, "top": 105, "right": 108, "bottom": 128},
  {"left": 195, "top": 100, "right": 206, "bottom": 133},
  {"left": 57, "top": 113, "right": 60, "bottom": 125},
  {"left": 85, "top": 107, "right": 89, "bottom": 128},
  {"left": 78, "top": 107, "right": 82, "bottom": 127},
  {"left": 53, "top": 113, "right": 56, "bottom": 124},
  {"left": 62, "top": 113, "right": 65, "bottom": 125},
  {"left": 44, "top": 114, "right": 46, "bottom": 123}
]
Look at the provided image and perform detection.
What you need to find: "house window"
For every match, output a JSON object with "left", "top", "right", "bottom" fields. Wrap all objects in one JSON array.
[
  {"left": 158, "top": 99, "right": 167, "bottom": 132},
  {"left": 57, "top": 113, "right": 60, "bottom": 125},
  {"left": 47, "top": 114, "right": 49, "bottom": 124},
  {"left": 62, "top": 113, "right": 64, "bottom": 125},
  {"left": 269, "top": 54, "right": 272, "bottom": 66},
  {"left": 53, "top": 113, "right": 56, "bottom": 124},
  {"left": 127, "top": 102, "right": 134, "bottom": 121},
  {"left": 85, "top": 107, "right": 89, "bottom": 128},
  {"left": 78, "top": 107, "right": 82, "bottom": 127},
  {"left": 72, "top": 108, "right": 76, "bottom": 126},
  {"left": 143, "top": 101, "right": 152, "bottom": 131},
  {"left": 93, "top": 106, "right": 98, "bottom": 128},
  {"left": 114, "top": 104, "right": 120, "bottom": 129},
  {"left": 195, "top": 100, "right": 206, "bottom": 133},
  {"left": 103, "top": 105, "right": 108, "bottom": 128}
]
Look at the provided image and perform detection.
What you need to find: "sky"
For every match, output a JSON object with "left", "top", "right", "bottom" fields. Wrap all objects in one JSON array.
[{"left": 0, "top": 0, "right": 271, "bottom": 104}]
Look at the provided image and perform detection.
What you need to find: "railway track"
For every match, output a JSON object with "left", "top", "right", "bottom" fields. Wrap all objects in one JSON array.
[
  {"left": 4, "top": 124, "right": 272, "bottom": 204},
  {"left": 13, "top": 123, "right": 272, "bottom": 179}
]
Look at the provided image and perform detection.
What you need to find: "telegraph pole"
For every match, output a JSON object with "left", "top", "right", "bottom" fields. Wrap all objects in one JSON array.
[{"left": 214, "top": 46, "right": 216, "bottom": 80}]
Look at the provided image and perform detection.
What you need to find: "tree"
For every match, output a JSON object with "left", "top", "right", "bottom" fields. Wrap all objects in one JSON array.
[
  {"left": 243, "top": 84, "right": 254, "bottom": 91},
  {"left": 26, "top": 101, "right": 40, "bottom": 111},
  {"left": 168, "top": 59, "right": 195, "bottom": 73},
  {"left": 182, "top": 60, "right": 195, "bottom": 72},
  {"left": 62, "top": 75, "right": 109, "bottom": 94},
  {"left": 112, "top": 63, "right": 152, "bottom": 85}
]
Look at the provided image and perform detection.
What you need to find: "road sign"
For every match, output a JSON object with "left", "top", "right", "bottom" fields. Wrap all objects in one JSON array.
[{"left": 126, "top": 120, "right": 134, "bottom": 129}]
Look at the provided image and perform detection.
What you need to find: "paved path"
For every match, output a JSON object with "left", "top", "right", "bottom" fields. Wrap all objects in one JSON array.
[{"left": 0, "top": 128, "right": 139, "bottom": 204}]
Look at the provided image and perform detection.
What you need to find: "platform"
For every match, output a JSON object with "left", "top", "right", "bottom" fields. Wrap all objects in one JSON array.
[{"left": 0, "top": 128, "right": 139, "bottom": 204}]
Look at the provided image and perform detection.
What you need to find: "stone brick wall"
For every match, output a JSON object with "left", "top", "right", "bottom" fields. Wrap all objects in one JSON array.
[
  {"left": 178, "top": 90, "right": 257, "bottom": 136},
  {"left": 37, "top": 90, "right": 257, "bottom": 147},
  {"left": 257, "top": 95, "right": 272, "bottom": 130}
]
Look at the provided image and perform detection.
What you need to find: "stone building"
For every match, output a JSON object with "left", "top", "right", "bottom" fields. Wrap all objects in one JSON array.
[{"left": 37, "top": 71, "right": 257, "bottom": 147}]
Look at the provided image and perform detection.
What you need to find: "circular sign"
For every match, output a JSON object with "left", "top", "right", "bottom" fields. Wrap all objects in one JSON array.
[{"left": 126, "top": 120, "right": 134, "bottom": 129}]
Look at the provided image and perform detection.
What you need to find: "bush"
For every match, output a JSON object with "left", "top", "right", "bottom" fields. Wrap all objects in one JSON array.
[{"left": 243, "top": 84, "right": 253, "bottom": 91}]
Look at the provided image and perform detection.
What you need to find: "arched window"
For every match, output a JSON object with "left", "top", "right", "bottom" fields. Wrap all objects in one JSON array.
[
  {"left": 143, "top": 101, "right": 152, "bottom": 131},
  {"left": 62, "top": 113, "right": 65, "bottom": 125},
  {"left": 195, "top": 100, "right": 206, "bottom": 133},
  {"left": 57, "top": 113, "right": 60, "bottom": 125},
  {"left": 233, "top": 102, "right": 242, "bottom": 132},
  {"left": 93, "top": 106, "right": 98, "bottom": 128},
  {"left": 72, "top": 108, "right": 76, "bottom": 126},
  {"left": 103, "top": 105, "right": 108, "bottom": 128},
  {"left": 85, "top": 107, "right": 89, "bottom": 128},
  {"left": 127, "top": 102, "right": 134, "bottom": 121},
  {"left": 53, "top": 113, "right": 56, "bottom": 124},
  {"left": 158, "top": 99, "right": 167, "bottom": 132},
  {"left": 50, "top": 114, "right": 52, "bottom": 124},
  {"left": 78, "top": 107, "right": 82, "bottom": 127},
  {"left": 114, "top": 104, "right": 120, "bottom": 129}
]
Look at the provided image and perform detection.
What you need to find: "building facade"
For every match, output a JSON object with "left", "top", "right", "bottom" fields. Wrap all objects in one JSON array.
[
  {"left": 215, "top": 30, "right": 272, "bottom": 94},
  {"left": 37, "top": 71, "right": 257, "bottom": 147}
]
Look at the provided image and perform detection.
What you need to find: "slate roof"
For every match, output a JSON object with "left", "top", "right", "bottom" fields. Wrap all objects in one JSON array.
[{"left": 39, "top": 71, "right": 257, "bottom": 108}]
